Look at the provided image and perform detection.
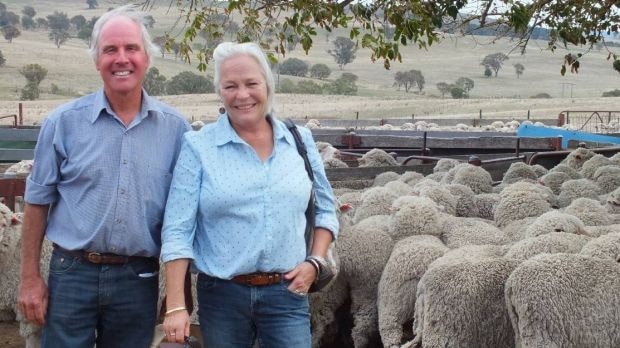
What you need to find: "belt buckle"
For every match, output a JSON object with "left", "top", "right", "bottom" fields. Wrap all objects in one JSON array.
[{"left": 86, "top": 252, "right": 103, "bottom": 264}]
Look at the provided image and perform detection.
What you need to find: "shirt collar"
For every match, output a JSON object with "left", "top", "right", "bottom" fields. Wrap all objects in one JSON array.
[
  {"left": 89, "top": 88, "right": 162, "bottom": 124},
  {"left": 213, "top": 114, "right": 293, "bottom": 147}
]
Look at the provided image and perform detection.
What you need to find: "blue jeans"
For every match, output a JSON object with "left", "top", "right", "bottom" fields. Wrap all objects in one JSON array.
[
  {"left": 42, "top": 249, "right": 159, "bottom": 348},
  {"left": 197, "top": 274, "right": 311, "bottom": 348}
]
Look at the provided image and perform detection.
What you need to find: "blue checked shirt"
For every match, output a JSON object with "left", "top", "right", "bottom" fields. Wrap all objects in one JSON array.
[
  {"left": 24, "top": 89, "right": 190, "bottom": 257},
  {"left": 161, "top": 114, "right": 339, "bottom": 279}
]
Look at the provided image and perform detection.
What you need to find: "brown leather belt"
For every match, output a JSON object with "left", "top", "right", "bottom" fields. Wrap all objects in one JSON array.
[
  {"left": 53, "top": 244, "right": 155, "bottom": 265},
  {"left": 231, "top": 272, "right": 283, "bottom": 286}
]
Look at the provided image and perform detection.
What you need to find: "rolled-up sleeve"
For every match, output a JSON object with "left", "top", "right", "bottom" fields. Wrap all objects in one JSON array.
[
  {"left": 300, "top": 127, "right": 340, "bottom": 239},
  {"left": 25, "top": 118, "right": 61, "bottom": 205},
  {"left": 161, "top": 133, "right": 202, "bottom": 262}
]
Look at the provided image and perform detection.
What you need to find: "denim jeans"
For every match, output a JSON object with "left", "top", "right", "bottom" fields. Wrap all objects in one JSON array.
[
  {"left": 42, "top": 249, "right": 159, "bottom": 348},
  {"left": 197, "top": 274, "right": 311, "bottom": 348}
]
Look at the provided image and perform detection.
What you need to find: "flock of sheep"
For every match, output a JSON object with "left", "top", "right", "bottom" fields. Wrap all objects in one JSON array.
[
  {"left": 1, "top": 143, "right": 619, "bottom": 347},
  {"left": 308, "top": 146, "right": 620, "bottom": 348}
]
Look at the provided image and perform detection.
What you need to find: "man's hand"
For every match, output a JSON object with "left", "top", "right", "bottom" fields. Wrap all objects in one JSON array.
[{"left": 18, "top": 275, "right": 48, "bottom": 326}]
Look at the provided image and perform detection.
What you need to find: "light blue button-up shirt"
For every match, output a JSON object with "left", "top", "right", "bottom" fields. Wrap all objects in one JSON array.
[
  {"left": 161, "top": 114, "right": 339, "bottom": 279},
  {"left": 24, "top": 89, "right": 190, "bottom": 257}
]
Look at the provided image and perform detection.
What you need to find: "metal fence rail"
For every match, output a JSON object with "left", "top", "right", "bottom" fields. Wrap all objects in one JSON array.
[{"left": 561, "top": 110, "right": 620, "bottom": 134}]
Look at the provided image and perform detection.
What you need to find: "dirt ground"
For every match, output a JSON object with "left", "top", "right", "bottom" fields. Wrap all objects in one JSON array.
[{"left": 0, "top": 321, "right": 23, "bottom": 348}]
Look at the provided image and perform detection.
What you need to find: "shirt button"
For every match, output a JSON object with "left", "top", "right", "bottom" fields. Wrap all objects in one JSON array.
[
  {"left": 123, "top": 160, "right": 128, "bottom": 164},
  {"left": 120, "top": 189, "right": 125, "bottom": 194},
  {"left": 116, "top": 219, "right": 122, "bottom": 224}
]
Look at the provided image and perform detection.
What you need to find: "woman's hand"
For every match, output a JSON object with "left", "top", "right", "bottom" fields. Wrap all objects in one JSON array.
[
  {"left": 284, "top": 261, "right": 317, "bottom": 295},
  {"left": 163, "top": 309, "right": 190, "bottom": 343}
]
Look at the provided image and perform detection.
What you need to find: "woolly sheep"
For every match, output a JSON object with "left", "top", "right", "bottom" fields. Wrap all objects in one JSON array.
[
  {"left": 501, "top": 217, "right": 537, "bottom": 243},
  {"left": 531, "top": 164, "right": 548, "bottom": 177},
  {"left": 524, "top": 210, "right": 587, "bottom": 238},
  {"left": 337, "top": 215, "right": 396, "bottom": 348},
  {"left": 388, "top": 196, "right": 444, "bottom": 241},
  {"left": 377, "top": 235, "right": 448, "bottom": 348},
  {"left": 585, "top": 224, "right": 620, "bottom": 238},
  {"left": 610, "top": 152, "right": 620, "bottom": 165},
  {"left": 440, "top": 216, "right": 507, "bottom": 248},
  {"left": 4, "top": 160, "right": 33, "bottom": 176},
  {"left": 557, "top": 178, "right": 602, "bottom": 208},
  {"left": 358, "top": 148, "right": 399, "bottom": 167},
  {"left": 383, "top": 180, "right": 414, "bottom": 196},
  {"left": 190, "top": 120, "right": 204, "bottom": 131},
  {"left": 415, "top": 185, "right": 457, "bottom": 216},
  {"left": 538, "top": 171, "right": 571, "bottom": 195},
  {"left": 352, "top": 186, "right": 398, "bottom": 224},
  {"left": 494, "top": 188, "right": 552, "bottom": 228},
  {"left": 473, "top": 193, "right": 500, "bottom": 220},
  {"left": 445, "top": 184, "right": 478, "bottom": 217},
  {"left": 439, "top": 162, "right": 469, "bottom": 185},
  {"left": 432, "top": 158, "right": 460, "bottom": 173},
  {"left": 505, "top": 253, "right": 620, "bottom": 348},
  {"left": 315, "top": 141, "right": 340, "bottom": 162},
  {"left": 504, "top": 232, "right": 591, "bottom": 261},
  {"left": 0, "top": 205, "right": 53, "bottom": 348},
  {"left": 562, "top": 147, "right": 595, "bottom": 169},
  {"left": 580, "top": 232, "right": 620, "bottom": 261},
  {"left": 450, "top": 164, "right": 494, "bottom": 194},
  {"left": 607, "top": 186, "right": 620, "bottom": 214},
  {"left": 501, "top": 162, "right": 538, "bottom": 185},
  {"left": 592, "top": 164, "right": 620, "bottom": 193},
  {"left": 305, "top": 119, "right": 321, "bottom": 128},
  {"left": 372, "top": 171, "right": 401, "bottom": 187},
  {"left": 564, "top": 197, "right": 613, "bottom": 226},
  {"left": 579, "top": 153, "right": 612, "bottom": 179},
  {"left": 424, "top": 171, "right": 445, "bottom": 182},
  {"left": 548, "top": 163, "right": 582, "bottom": 180},
  {"left": 412, "top": 253, "right": 519, "bottom": 348},
  {"left": 398, "top": 171, "right": 424, "bottom": 186},
  {"left": 323, "top": 157, "right": 348, "bottom": 168}
]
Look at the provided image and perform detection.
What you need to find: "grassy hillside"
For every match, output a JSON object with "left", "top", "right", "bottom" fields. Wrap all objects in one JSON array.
[{"left": 0, "top": 0, "right": 618, "bottom": 122}]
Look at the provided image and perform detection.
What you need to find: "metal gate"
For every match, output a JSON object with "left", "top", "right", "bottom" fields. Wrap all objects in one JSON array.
[{"left": 561, "top": 110, "right": 620, "bottom": 134}]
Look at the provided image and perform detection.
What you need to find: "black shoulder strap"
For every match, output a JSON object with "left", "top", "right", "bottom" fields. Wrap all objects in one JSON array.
[{"left": 284, "top": 118, "right": 314, "bottom": 182}]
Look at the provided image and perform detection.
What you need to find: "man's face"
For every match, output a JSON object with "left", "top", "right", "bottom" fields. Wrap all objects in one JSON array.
[{"left": 95, "top": 16, "right": 148, "bottom": 98}]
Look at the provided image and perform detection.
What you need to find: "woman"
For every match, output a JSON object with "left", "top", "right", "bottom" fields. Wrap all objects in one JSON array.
[{"left": 160, "top": 41, "right": 339, "bottom": 347}]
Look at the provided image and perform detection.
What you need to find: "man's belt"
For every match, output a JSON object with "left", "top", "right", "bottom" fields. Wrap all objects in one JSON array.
[{"left": 53, "top": 244, "right": 155, "bottom": 265}]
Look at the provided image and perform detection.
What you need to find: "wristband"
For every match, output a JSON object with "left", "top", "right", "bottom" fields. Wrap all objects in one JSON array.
[{"left": 165, "top": 306, "right": 187, "bottom": 316}]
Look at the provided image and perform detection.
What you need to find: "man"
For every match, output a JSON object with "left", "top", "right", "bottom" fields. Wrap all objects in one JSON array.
[{"left": 18, "top": 5, "right": 190, "bottom": 347}]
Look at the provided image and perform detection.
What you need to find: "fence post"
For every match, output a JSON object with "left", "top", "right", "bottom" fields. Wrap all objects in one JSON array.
[
  {"left": 18, "top": 103, "right": 23, "bottom": 125},
  {"left": 557, "top": 112, "right": 566, "bottom": 127}
]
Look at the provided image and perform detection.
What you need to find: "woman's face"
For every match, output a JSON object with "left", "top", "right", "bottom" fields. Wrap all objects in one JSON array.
[{"left": 219, "top": 54, "right": 268, "bottom": 128}]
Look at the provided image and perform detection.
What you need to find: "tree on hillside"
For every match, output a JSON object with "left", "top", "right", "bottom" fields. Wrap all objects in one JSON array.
[
  {"left": 455, "top": 77, "right": 474, "bottom": 98},
  {"left": 143, "top": 67, "right": 167, "bottom": 96},
  {"left": 310, "top": 63, "right": 331, "bottom": 80},
  {"left": 0, "top": 11, "right": 19, "bottom": 27},
  {"left": 1, "top": 25, "right": 20, "bottom": 43},
  {"left": 0, "top": 50, "right": 5, "bottom": 66},
  {"left": 0, "top": 3, "right": 6, "bottom": 13},
  {"left": 394, "top": 70, "right": 424, "bottom": 93},
  {"left": 47, "top": 11, "right": 71, "bottom": 48},
  {"left": 328, "top": 36, "right": 357, "bottom": 70},
  {"left": 36, "top": 18, "right": 48, "bottom": 29},
  {"left": 325, "top": 74, "right": 358, "bottom": 95},
  {"left": 86, "top": 0, "right": 98, "bottom": 9},
  {"left": 19, "top": 64, "right": 47, "bottom": 100},
  {"left": 436, "top": 82, "right": 451, "bottom": 98},
  {"left": 166, "top": 71, "right": 214, "bottom": 95},
  {"left": 279, "top": 58, "right": 308, "bottom": 77},
  {"left": 481, "top": 53, "right": 509, "bottom": 77},
  {"left": 144, "top": 0, "right": 620, "bottom": 73},
  {"left": 484, "top": 66, "right": 492, "bottom": 78},
  {"left": 77, "top": 16, "right": 97, "bottom": 47},
  {"left": 71, "top": 15, "right": 87, "bottom": 31},
  {"left": 21, "top": 16, "right": 35, "bottom": 30},
  {"left": 22, "top": 6, "right": 36, "bottom": 18},
  {"left": 514, "top": 63, "right": 525, "bottom": 78}
]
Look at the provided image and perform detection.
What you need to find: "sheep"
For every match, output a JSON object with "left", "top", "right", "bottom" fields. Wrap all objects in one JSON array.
[
  {"left": 440, "top": 216, "right": 507, "bottom": 248},
  {"left": 423, "top": 171, "right": 445, "bottom": 182},
  {"left": 531, "top": 164, "right": 548, "bottom": 177},
  {"left": 557, "top": 178, "right": 602, "bottom": 208},
  {"left": 585, "top": 224, "right": 620, "bottom": 238},
  {"left": 505, "top": 253, "right": 620, "bottom": 348},
  {"left": 352, "top": 186, "right": 398, "bottom": 224},
  {"left": 371, "top": 171, "right": 400, "bottom": 187},
  {"left": 580, "top": 231, "right": 620, "bottom": 261},
  {"left": 538, "top": 171, "right": 571, "bottom": 195},
  {"left": 432, "top": 158, "right": 460, "bottom": 173},
  {"left": 305, "top": 119, "right": 321, "bottom": 129},
  {"left": 450, "top": 164, "right": 494, "bottom": 194},
  {"left": 358, "top": 149, "right": 399, "bottom": 167},
  {"left": 398, "top": 171, "right": 424, "bottom": 186},
  {"left": 323, "top": 157, "right": 349, "bottom": 168},
  {"left": 563, "top": 197, "right": 613, "bottom": 226},
  {"left": 439, "top": 162, "right": 469, "bottom": 184},
  {"left": 0, "top": 203, "right": 53, "bottom": 348},
  {"left": 337, "top": 215, "right": 396, "bottom": 348},
  {"left": 501, "top": 161, "right": 538, "bottom": 185},
  {"left": 562, "top": 147, "right": 595, "bottom": 169},
  {"left": 579, "top": 153, "right": 612, "bottom": 179},
  {"left": 592, "top": 164, "right": 620, "bottom": 193},
  {"left": 548, "top": 163, "right": 582, "bottom": 180},
  {"left": 445, "top": 184, "right": 478, "bottom": 217},
  {"left": 377, "top": 235, "right": 448, "bottom": 348},
  {"left": 190, "top": 120, "right": 204, "bottom": 131},
  {"left": 494, "top": 188, "right": 552, "bottom": 228},
  {"left": 524, "top": 210, "right": 587, "bottom": 238},
  {"left": 415, "top": 185, "right": 457, "bottom": 216},
  {"left": 412, "top": 250, "right": 519, "bottom": 348},
  {"left": 3, "top": 160, "right": 33, "bottom": 176},
  {"left": 383, "top": 180, "right": 414, "bottom": 196},
  {"left": 387, "top": 196, "right": 444, "bottom": 241},
  {"left": 501, "top": 217, "right": 537, "bottom": 243},
  {"left": 504, "top": 232, "right": 591, "bottom": 261},
  {"left": 607, "top": 186, "right": 620, "bottom": 214},
  {"left": 610, "top": 152, "right": 620, "bottom": 166},
  {"left": 473, "top": 193, "right": 500, "bottom": 220},
  {"left": 315, "top": 141, "right": 340, "bottom": 162}
]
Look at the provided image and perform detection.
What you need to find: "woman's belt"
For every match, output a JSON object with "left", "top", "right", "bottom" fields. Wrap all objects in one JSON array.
[{"left": 231, "top": 272, "right": 283, "bottom": 286}]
